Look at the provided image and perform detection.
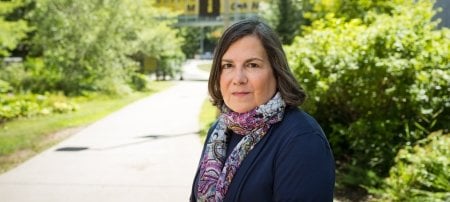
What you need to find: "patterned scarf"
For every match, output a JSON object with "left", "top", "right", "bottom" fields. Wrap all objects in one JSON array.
[{"left": 197, "top": 92, "right": 286, "bottom": 201}]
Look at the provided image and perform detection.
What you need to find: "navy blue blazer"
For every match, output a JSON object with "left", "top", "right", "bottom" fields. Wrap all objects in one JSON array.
[{"left": 191, "top": 107, "right": 335, "bottom": 201}]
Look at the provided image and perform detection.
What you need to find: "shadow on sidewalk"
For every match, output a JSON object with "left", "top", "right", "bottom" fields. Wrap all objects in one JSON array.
[{"left": 55, "top": 131, "right": 200, "bottom": 152}]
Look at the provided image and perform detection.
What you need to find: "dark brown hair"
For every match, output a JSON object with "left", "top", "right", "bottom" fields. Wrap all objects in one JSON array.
[{"left": 208, "top": 18, "right": 306, "bottom": 108}]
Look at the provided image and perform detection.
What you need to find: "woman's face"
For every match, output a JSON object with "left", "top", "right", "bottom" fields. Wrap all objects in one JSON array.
[{"left": 220, "top": 35, "right": 277, "bottom": 113}]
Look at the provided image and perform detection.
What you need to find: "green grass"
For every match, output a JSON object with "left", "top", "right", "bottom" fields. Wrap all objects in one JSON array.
[
  {"left": 198, "top": 98, "right": 218, "bottom": 142},
  {"left": 0, "top": 81, "right": 173, "bottom": 173}
]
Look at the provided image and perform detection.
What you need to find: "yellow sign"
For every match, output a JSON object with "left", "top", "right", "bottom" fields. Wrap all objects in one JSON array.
[
  {"left": 154, "top": 0, "right": 265, "bottom": 15},
  {"left": 154, "top": 0, "right": 196, "bottom": 15}
]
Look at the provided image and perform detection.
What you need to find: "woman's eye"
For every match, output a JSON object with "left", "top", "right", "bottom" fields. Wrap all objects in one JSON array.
[
  {"left": 222, "top": 63, "right": 233, "bottom": 69},
  {"left": 247, "top": 63, "right": 259, "bottom": 68}
]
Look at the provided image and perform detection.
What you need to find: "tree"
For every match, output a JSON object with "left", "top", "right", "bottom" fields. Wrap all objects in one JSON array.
[
  {"left": 305, "top": 0, "right": 411, "bottom": 22},
  {"left": 0, "top": 0, "right": 29, "bottom": 57},
  {"left": 178, "top": 27, "right": 202, "bottom": 58},
  {"left": 263, "top": 0, "right": 309, "bottom": 44},
  {"left": 27, "top": 0, "right": 184, "bottom": 94}
]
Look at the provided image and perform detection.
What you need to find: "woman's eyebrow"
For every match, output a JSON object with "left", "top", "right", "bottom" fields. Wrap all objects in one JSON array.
[
  {"left": 221, "top": 57, "right": 264, "bottom": 63},
  {"left": 245, "top": 57, "right": 264, "bottom": 63}
]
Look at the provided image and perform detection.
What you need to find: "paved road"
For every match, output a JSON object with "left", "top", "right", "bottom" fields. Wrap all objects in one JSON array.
[
  {"left": 181, "top": 59, "right": 210, "bottom": 81},
  {"left": 0, "top": 60, "right": 210, "bottom": 202}
]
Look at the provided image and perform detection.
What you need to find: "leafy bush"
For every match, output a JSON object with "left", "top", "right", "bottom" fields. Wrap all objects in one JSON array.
[
  {"left": 0, "top": 93, "right": 78, "bottom": 123},
  {"left": 304, "top": 0, "right": 410, "bottom": 23},
  {"left": 286, "top": 0, "right": 450, "bottom": 187},
  {"left": 0, "top": 79, "right": 12, "bottom": 93},
  {"left": 0, "top": 58, "right": 72, "bottom": 94},
  {"left": 378, "top": 131, "right": 450, "bottom": 201},
  {"left": 0, "top": 62, "right": 29, "bottom": 91},
  {"left": 21, "top": 57, "right": 62, "bottom": 93},
  {"left": 130, "top": 73, "right": 151, "bottom": 91}
]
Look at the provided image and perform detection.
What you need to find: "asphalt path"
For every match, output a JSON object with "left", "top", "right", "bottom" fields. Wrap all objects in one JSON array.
[{"left": 0, "top": 60, "right": 211, "bottom": 202}]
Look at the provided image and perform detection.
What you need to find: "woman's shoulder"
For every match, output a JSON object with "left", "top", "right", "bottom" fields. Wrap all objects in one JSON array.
[
  {"left": 278, "top": 107, "right": 324, "bottom": 135},
  {"left": 269, "top": 107, "right": 331, "bottom": 150},
  {"left": 271, "top": 106, "right": 333, "bottom": 160}
]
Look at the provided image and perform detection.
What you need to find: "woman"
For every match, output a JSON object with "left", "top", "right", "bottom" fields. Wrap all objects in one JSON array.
[{"left": 191, "top": 18, "right": 335, "bottom": 202}]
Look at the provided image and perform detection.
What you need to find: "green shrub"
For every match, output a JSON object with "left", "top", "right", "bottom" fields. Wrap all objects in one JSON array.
[
  {"left": 378, "top": 131, "right": 450, "bottom": 201},
  {"left": 0, "top": 79, "right": 12, "bottom": 93},
  {"left": 21, "top": 57, "right": 62, "bottom": 93},
  {"left": 0, "top": 58, "right": 61, "bottom": 94},
  {"left": 130, "top": 73, "right": 151, "bottom": 91},
  {"left": 0, "top": 93, "right": 78, "bottom": 123},
  {"left": 287, "top": 0, "right": 450, "bottom": 187},
  {"left": 304, "top": 0, "right": 411, "bottom": 23},
  {"left": 0, "top": 62, "right": 29, "bottom": 91}
]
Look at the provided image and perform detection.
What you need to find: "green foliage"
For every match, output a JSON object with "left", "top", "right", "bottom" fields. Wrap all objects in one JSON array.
[
  {"left": 0, "top": 79, "right": 12, "bottom": 93},
  {"left": 135, "top": 15, "right": 185, "bottom": 61},
  {"left": 264, "top": 0, "right": 408, "bottom": 44},
  {"left": 304, "top": 0, "right": 410, "bottom": 22},
  {"left": 0, "top": 62, "right": 29, "bottom": 91},
  {"left": 146, "top": 24, "right": 185, "bottom": 80},
  {"left": 0, "top": 92, "right": 78, "bottom": 123},
  {"left": 28, "top": 0, "right": 135, "bottom": 94},
  {"left": 0, "top": 58, "right": 61, "bottom": 93},
  {"left": 0, "top": 0, "right": 184, "bottom": 124},
  {"left": 287, "top": 0, "right": 450, "bottom": 187},
  {"left": 156, "top": 54, "right": 184, "bottom": 80},
  {"left": 378, "top": 131, "right": 450, "bottom": 201},
  {"left": 129, "top": 73, "right": 151, "bottom": 91},
  {"left": 27, "top": 0, "right": 184, "bottom": 95},
  {"left": 178, "top": 26, "right": 221, "bottom": 59},
  {"left": 0, "top": 60, "right": 78, "bottom": 123},
  {"left": 178, "top": 27, "right": 202, "bottom": 58},
  {"left": 334, "top": 0, "right": 404, "bottom": 19},
  {"left": 0, "top": 0, "right": 30, "bottom": 57},
  {"left": 21, "top": 57, "right": 61, "bottom": 93},
  {"left": 275, "top": 0, "right": 310, "bottom": 44},
  {"left": 263, "top": 0, "right": 311, "bottom": 44}
]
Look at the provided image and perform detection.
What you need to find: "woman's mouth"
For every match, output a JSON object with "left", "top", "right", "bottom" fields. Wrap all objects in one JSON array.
[{"left": 232, "top": 92, "right": 250, "bottom": 97}]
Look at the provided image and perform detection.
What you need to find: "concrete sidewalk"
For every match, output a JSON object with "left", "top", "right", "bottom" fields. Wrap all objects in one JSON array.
[{"left": 0, "top": 80, "right": 208, "bottom": 202}]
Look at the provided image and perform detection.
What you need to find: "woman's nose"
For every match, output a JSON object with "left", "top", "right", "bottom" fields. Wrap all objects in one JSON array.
[{"left": 232, "top": 68, "right": 247, "bottom": 85}]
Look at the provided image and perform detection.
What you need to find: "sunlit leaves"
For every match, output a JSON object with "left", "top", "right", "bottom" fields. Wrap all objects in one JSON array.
[
  {"left": 286, "top": 0, "right": 450, "bottom": 189},
  {"left": 0, "top": 0, "right": 30, "bottom": 57},
  {"left": 28, "top": 0, "right": 184, "bottom": 94}
]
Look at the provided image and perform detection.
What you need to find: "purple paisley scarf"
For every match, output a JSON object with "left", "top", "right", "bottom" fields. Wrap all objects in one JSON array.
[{"left": 197, "top": 92, "right": 285, "bottom": 201}]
